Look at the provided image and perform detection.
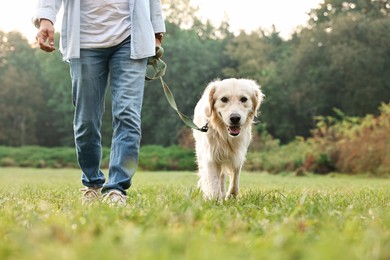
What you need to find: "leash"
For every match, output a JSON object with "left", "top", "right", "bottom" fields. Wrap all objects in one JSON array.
[{"left": 145, "top": 47, "right": 208, "bottom": 132}]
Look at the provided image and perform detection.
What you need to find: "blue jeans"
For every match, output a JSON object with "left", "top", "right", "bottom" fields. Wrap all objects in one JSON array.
[{"left": 69, "top": 37, "right": 147, "bottom": 195}]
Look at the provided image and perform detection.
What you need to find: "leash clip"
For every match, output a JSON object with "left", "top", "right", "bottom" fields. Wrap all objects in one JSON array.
[{"left": 200, "top": 122, "right": 209, "bottom": 132}]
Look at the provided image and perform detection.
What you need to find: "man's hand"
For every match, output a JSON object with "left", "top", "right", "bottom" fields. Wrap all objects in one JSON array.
[
  {"left": 156, "top": 38, "right": 162, "bottom": 48},
  {"left": 36, "top": 19, "right": 56, "bottom": 52},
  {"left": 155, "top": 32, "right": 163, "bottom": 48}
]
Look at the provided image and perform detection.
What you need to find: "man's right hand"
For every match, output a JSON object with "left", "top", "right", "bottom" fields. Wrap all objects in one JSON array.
[{"left": 36, "top": 19, "right": 56, "bottom": 52}]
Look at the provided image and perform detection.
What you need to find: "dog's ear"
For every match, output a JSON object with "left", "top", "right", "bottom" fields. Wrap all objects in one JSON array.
[
  {"left": 248, "top": 80, "right": 264, "bottom": 112},
  {"left": 204, "top": 82, "right": 217, "bottom": 117}
]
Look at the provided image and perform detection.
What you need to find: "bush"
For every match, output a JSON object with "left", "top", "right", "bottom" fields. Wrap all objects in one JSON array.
[
  {"left": 0, "top": 145, "right": 196, "bottom": 171},
  {"left": 0, "top": 146, "right": 78, "bottom": 168},
  {"left": 309, "top": 103, "right": 390, "bottom": 175},
  {"left": 0, "top": 157, "right": 16, "bottom": 167},
  {"left": 245, "top": 138, "right": 313, "bottom": 173},
  {"left": 139, "top": 145, "right": 196, "bottom": 171}
]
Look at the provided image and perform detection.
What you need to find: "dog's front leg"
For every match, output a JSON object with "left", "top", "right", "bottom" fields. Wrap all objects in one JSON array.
[
  {"left": 220, "top": 173, "right": 226, "bottom": 198},
  {"left": 225, "top": 166, "right": 241, "bottom": 200},
  {"left": 199, "top": 162, "right": 223, "bottom": 200}
]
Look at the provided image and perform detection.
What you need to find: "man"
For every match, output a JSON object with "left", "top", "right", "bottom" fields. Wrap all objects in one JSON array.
[{"left": 33, "top": 0, "right": 166, "bottom": 206}]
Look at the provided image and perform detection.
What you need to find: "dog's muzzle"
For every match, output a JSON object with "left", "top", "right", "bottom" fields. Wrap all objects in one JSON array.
[{"left": 228, "top": 113, "right": 241, "bottom": 136}]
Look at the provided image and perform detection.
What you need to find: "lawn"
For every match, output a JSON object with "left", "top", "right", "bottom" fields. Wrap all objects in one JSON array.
[{"left": 0, "top": 168, "right": 389, "bottom": 260}]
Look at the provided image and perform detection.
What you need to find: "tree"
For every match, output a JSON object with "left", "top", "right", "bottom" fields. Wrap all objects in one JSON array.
[
  {"left": 223, "top": 27, "right": 287, "bottom": 84},
  {"left": 0, "top": 31, "right": 45, "bottom": 146},
  {"left": 263, "top": 0, "right": 390, "bottom": 141},
  {"left": 308, "top": 0, "right": 390, "bottom": 26}
]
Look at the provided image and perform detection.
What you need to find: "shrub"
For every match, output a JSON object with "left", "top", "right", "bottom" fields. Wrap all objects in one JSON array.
[
  {"left": 309, "top": 103, "right": 390, "bottom": 175},
  {"left": 139, "top": 145, "right": 196, "bottom": 171},
  {"left": 0, "top": 145, "right": 196, "bottom": 171},
  {"left": 0, "top": 146, "right": 78, "bottom": 168},
  {"left": 245, "top": 138, "right": 313, "bottom": 173},
  {"left": 0, "top": 157, "right": 16, "bottom": 167}
]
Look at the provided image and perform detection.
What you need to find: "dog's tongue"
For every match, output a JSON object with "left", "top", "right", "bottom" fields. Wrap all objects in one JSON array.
[{"left": 229, "top": 126, "right": 241, "bottom": 135}]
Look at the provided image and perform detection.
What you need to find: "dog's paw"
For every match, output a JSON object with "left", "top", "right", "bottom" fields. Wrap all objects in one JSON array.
[
  {"left": 225, "top": 192, "right": 238, "bottom": 201},
  {"left": 202, "top": 191, "right": 225, "bottom": 202}
]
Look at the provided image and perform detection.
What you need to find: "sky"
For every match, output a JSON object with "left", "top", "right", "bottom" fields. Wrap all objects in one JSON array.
[{"left": 0, "top": 0, "right": 323, "bottom": 43}]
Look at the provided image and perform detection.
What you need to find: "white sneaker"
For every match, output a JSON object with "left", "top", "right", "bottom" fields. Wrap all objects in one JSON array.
[
  {"left": 80, "top": 187, "right": 102, "bottom": 205},
  {"left": 102, "top": 189, "right": 127, "bottom": 206}
]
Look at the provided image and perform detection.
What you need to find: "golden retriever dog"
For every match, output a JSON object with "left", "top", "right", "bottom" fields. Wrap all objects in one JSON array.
[{"left": 193, "top": 78, "right": 264, "bottom": 200}]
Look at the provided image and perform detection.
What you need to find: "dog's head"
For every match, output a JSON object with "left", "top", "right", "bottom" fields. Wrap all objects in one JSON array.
[{"left": 205, "top": 78, "right": 264, "bottom": 137}]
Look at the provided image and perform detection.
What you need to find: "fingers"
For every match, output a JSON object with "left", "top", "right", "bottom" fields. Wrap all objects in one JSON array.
[
  {"left": 36, "top": 34, "right": 55, "bottom": 52},
  {"left": 155, "top": 38, "right": 162, "bottom": 48},
  {"left": 36, "top": 20, "right": 56, "bottom": 52},
  {"left": 47, "top": 29, "right": 55, "bottom": 49},
  {"left": 37, "top": 33, "right": 55, "bottom": 52}
]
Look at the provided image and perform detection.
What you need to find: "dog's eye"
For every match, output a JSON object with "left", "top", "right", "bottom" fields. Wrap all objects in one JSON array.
[
  {"left": 221, "top": 97, "right": 229, "bottom": 103},
  {"left": 240, "top": 97, "right": 248, "bottom": 103}
]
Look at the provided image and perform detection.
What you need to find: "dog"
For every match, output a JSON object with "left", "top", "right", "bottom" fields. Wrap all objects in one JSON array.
[{"left": 193, "top": 78, "right": 264, "bottom": 200}]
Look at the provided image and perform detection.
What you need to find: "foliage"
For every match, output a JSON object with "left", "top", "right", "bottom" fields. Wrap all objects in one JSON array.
[
  {"left": 246, "top": 138, "right": 313, "bottom": 173},
  {"left": 0, "top": 145, "right": 195, "bottom": 171},
  {"left": 262, "top": 6, "right": 390, "bottom": 141},
  {"left": 0, "top": 146, "right": 78, "bottom": 168},
  {"left": 308, "top": 102, "right": 390, "bottom": 175},
  {"left": 0, "top": 32, "right": 46, "bottom": 146},
  {"left": 308, "top": 0, "right": 390, "bottom": 26},
  {"left": 223, "top": 27, "right": 289, "bottom": 86},
  {"left": 0, "top": 169, "right": 389, "bottom": 259},
  {"left": 249, "top": 122, "right": 281, "bottom": 152},
  {"left": 138, "top": 145, "right": 196, "bottom": 171}
]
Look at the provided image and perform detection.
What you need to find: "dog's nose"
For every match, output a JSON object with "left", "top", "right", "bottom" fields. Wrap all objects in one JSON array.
[{"left": 230, "top": 113, "right": 241, "bottom": 124}]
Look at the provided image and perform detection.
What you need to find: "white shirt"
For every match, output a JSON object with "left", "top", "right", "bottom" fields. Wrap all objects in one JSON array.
[
  {"left": 33, "top": 0, "right": 166, "bottom": 60},
  {"left": 80, "top": 0, "right": 131, "bottom": 48}
]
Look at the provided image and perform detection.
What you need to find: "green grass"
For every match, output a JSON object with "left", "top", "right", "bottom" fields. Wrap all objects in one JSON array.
[{"left": 0, "top": 168, "right": 389, "bottom": 260}]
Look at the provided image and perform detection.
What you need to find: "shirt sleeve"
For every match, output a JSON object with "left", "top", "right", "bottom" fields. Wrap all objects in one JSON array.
[
  {"left": 32, "top": 0, "right": 63, "bottom": 28},
  {"left": 149, "top": 0, "right": 166, "bottom": 33}
]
